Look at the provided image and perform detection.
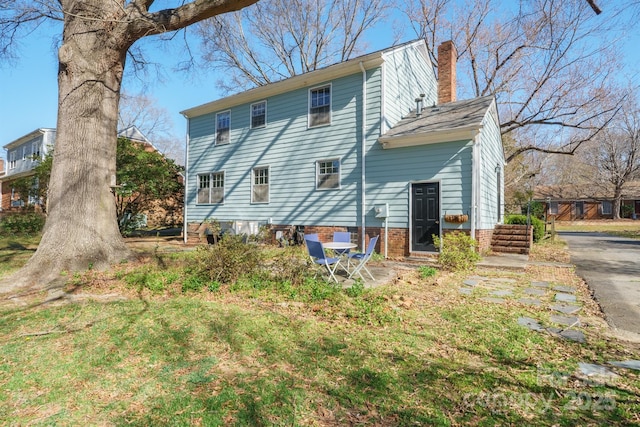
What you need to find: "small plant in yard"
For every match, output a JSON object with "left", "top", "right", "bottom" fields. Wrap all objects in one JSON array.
[
  {"left": 505, "top": 214, "right": 544, "bottom": 242},
  {"left": 432, "top": 231, "right": 480, "bottom": 271},
  {"left": 418, "top": 265, "right": 438, "bottom": 279}
]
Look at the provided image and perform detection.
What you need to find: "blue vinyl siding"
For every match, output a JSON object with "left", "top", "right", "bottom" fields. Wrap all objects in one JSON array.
[
  {"left": 365, "top": 140, "right": 473, "bottom": 229},
  {"left": 477, "top": 103, "right": 504, "bottom": 229},
  {"left": 187, "top": 73, "right": 365, "bottom": 226},
  {"left": 382, "top": 42, "right": 437, "bottom": 132}
]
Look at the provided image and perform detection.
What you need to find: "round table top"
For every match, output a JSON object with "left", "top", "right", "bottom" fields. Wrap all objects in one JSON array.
[{"left": 323, "top": 241, "right": 357, "bottom": 250}]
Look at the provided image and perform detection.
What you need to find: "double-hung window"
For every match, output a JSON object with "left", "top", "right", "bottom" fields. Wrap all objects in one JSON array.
[
  {"left": 316, "top": 159, "right": 340, "bottom": 190},
  {"left": 601, "top": 200, "right": 612, "bottom": 215},
  {"left": 9, "top": 151, "right": 16, "bottom": 170},
  {"left": 31, "top": 142, "right": 40, "bottom": 161},
  {"left": 251, "top": 101, "right": 266, "bottom": 129},
  {"left": 549, "top": 201, "right": 558, "bottom": 215},
  {"left": 309, "top": 85, "right": 331, "bottom": 127},
  {"left": 198, "top": 172, "right": 224, "bottom": 204},
  {"left": 252, "top": 166, "right": 269, "bottom": 203},
  {"left": 216, "top": 111, "right": 230, "bottom": 145}
]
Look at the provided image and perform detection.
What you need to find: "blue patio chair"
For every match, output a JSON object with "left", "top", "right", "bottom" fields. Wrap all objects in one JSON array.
[
  {"left": 332, "top": 231, "right": 352, "bottom": 255},
  {"left": 305, "top": 238, "right": 341, "bottom": 283},
  {"left": 304, "top": 233, "right": 320, "bottom": 242},
  {"left": 348, "top": 235, "right": 379, "bottom": 281}
]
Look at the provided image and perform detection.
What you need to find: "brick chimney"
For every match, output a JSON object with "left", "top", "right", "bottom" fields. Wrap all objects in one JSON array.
[{"left": 437, "top": 40, "right": 457, "bottom": 104}]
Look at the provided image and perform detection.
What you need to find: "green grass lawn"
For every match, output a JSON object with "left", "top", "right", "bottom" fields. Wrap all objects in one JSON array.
[
  {"left": 1, "top": 235, "right": 639, "bottom": 425},
  {"left": 552, "top": 220, "right": 640, "bottom": 239}
]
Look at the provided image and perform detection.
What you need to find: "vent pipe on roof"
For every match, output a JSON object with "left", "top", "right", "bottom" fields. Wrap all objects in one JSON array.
[{"left": 415, "top": 93, "right": 426, "bottom": 117}]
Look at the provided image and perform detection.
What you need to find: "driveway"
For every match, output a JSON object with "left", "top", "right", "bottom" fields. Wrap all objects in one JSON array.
[{"left": 559, "top": 231, "right": 640, "bottom": 336}]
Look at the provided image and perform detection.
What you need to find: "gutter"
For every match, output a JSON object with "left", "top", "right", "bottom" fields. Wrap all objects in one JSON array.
[
  {"left": 471, "top": 134, "right": 480, "bottom": 241},
  {"left": 182, "top": 117, "right": 190, "bottom": 245},
  {"left": 359, "top": 61, "right": 367, "bottom": 252}
]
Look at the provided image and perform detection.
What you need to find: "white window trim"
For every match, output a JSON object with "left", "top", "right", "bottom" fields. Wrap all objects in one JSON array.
[
  {"left": 308, "top": 84, "right": 332, "bottom": 128},
  {"left": 9, "top": 151, "right": 16, "bottom": 169},
  {"left": 251, "top": 166, "right": 270, "bottom": 204},
  {"left": 215, "top": 110, "right": 231, "bottom": 145},
  {"left": 315, "top": 158, "right": 341, "bottom": 190},
  {"left": 196, "top": 171, "right": 225, "bottom": 205},
  {"left": 250, "top": 100, "right": 267, "bottom": 129}
]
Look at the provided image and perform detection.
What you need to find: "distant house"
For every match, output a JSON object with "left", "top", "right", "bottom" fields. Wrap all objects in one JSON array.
[
  {"left": 1, "top": 126, "right": 183, "bottom": 227},
  {"left": 534, "top": 184, "right": 640, "bottom": 220},
  {"left": 0, "top": 128, "right": 56, "bottom": 210},
  {"left": 181, "top": 40, "right": 505, "bottom": 256}
]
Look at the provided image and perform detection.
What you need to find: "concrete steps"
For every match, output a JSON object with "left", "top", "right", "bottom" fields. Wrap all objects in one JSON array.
[{"left": 491, "top": 224, "right": 532, "bottom": 254}]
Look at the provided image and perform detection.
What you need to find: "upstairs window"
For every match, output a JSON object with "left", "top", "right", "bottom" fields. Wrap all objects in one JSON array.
[
  {"left": 198, "top": 172, "right": 225, "bottom": 204},
  {"left": 309, "top": 85, "right": 331, "bottom": 127},
  {"left": 316, "top": 159, "right": 340, "bottom": 190},
  {"left": 22, "top": 146, "right": 28, "bottom": 161},
  {"left": 216, "top": 111, "right": 230, "bottom": 145},
  {"left": 252, "top": 166, "right": 269, "bottom": 203},
  {"left": 9, "top": 151, "right": 16, "bottom": 170},
  {"left": 251, "top": 101, "right": 267, "bottom": 129},
  {"left": 31, "top": 141, "right": 41, "bottom": 161}
]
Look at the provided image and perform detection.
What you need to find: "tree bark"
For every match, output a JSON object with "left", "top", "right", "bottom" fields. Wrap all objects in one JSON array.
[
  {"left": 0, "top": 0, "right": 260, "bottom": 294},
  {"left": 1, "top": 4, "right": 130, "bottom": 291}
]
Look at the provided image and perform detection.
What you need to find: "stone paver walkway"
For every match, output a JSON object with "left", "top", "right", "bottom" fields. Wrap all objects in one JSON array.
[{"left": 460, "top": 271, "right": 640, "bottom": 380}]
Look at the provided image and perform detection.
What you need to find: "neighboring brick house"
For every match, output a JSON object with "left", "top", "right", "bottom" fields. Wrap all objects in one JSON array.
[
  {"left": 181, "top": 40, "right": 505, "bottom": 256},
  {"left": 534, "top": 184, "right": 640, "bottom": 220},
  {"left": 1, "top": 126, "right": 183, "bottom": 228}
]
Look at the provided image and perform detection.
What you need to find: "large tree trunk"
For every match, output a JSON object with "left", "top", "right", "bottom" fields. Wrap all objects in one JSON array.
[
  {"left": 0, "top": 4, "right": 131, "bottom": 292},
  {"left": 613, "top": 186, "right": 623, "bottom": 220}
]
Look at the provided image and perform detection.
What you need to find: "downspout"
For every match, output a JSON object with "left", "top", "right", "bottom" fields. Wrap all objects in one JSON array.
[
  {"left": 471, "top": 135, "right": 479, "bottom": 241},
  {"left": 182, "top": 116, "right": 190, "bottom": 245},
  {"left": 359, "top": 62, "right": 367, "bottom": 252}
]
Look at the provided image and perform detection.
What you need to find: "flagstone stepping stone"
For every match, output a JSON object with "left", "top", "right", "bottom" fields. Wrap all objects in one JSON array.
[
  {"left": 548, "top": 327, "right": 585, "bottom": 343},
  {"left": 608, "top": 360, "right": 640, "bottom": 371},
  {"left": 491, "top": 289, "right": 513, "bottom": 297},
  {"left": 463, "top": 279, "right": 481, "bottom": 287},
  {"left": 531, "top": 281, "right": 550, "bottom": 288},
  {"left": 551, "top": 304, "right": 582, "bottom": 315},
  {"left": 459, "top": 288, "right": 473, "bottom": 295},
  {"left": 553, "top": 285, "right": 575, "bottom": 293},
  {"left": 467, "top": 275, "right": 489, "bottom": 281},
  {"left": 555, "top": 293, "right": 577, "bottom": 303},
  {"left": 518, "top": 298, "right": 542, "bottom": 306},
  {"left": 524, "top": 287, "right": 546, "bottom": 296},
  {"left": 489, "top": 278, "right": 517, "bottom": 283},
  {"left": 482, "top": 297, "right": 506, "bottom": 304},
  {"left": 578, "top": 363, "right": 620, "bottom": 382},
  {"left": 550, "top": 315, "right": 580, "bottom": 327},
  {"left": 518, "top": 316, "right": 544, "bottom": 331}
]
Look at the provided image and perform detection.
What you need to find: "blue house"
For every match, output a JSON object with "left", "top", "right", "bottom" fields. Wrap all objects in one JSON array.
[{"left": 181, "top": 40, "right": 504, "bottom": 257}]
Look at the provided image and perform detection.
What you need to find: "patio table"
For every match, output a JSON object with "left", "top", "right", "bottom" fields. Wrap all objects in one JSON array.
[{"left": 322, "top": 242, "right": 357, "bottom": 275}]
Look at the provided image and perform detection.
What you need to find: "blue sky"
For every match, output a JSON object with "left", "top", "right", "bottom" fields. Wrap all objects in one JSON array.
[{"left": 1, "top": 2, "right": 638, "bottom": 161}]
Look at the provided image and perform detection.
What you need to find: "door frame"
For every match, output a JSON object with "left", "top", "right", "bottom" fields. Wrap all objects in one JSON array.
[{"left": 409, "top": 180, "right": 442, "bottom": 253}]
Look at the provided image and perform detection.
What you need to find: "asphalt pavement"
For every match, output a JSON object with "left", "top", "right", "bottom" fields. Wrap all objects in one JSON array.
[{"left": 559, "top": 231, "right": 640, "bottom": 337}]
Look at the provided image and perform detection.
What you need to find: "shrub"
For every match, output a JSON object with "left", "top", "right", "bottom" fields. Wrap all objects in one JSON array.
[
  {"left": 188, "top": 234, "right": 262, "bottom": 285},
  {"left": 432, "top": 231, "right": 480, "bottom": 271},
  {"left": 505, "top": 214, "right": 544, "bottom": 243},
  {"left": 0, "top": 213, "right": 45, "bottom": 236}
]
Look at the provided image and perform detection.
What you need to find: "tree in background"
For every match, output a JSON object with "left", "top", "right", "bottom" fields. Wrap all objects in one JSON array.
[
  {"left": 402, "top": 0, "right": 626, "bottom": 163},
  {"left": 115, "top": 137, "right": 184, "bottom": 234},
  {"left": 10, "top": 153, "right": 53, "bottom": 213},
  {"left": 196, "top": 0, "right": 393, "bottom": 91},
  {"left": 0, "top": 0, "right": 258, "bottom": 292},
  {"left": 119, "top": 92, "right": 185, "bottom": 165}
]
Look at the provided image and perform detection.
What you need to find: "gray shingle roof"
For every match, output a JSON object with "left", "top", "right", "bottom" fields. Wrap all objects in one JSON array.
[{"left": 382, "top": 95, "right": 495, "bottom": 139}]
